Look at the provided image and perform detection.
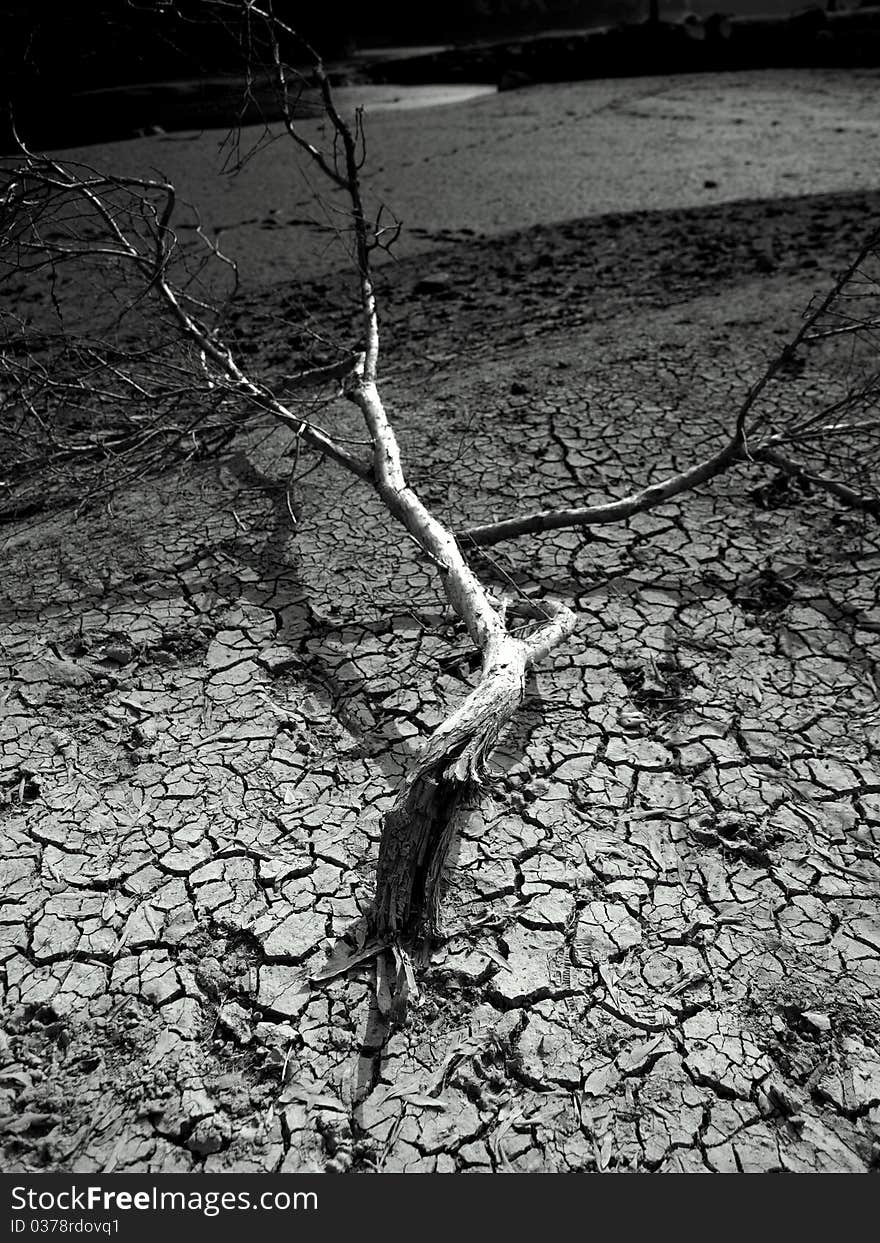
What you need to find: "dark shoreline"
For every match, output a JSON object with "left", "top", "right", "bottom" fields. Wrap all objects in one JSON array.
[
  {"left": 6, "top": 8, "right": 880, "bottom": 152},
  {"left": 361, "top": 9, "right": 880, "bottom": 88}
]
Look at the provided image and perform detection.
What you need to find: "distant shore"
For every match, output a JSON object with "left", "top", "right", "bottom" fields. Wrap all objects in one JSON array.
[
  {"left": 358, "top": 8, "right": 880, "bottom": 89},
  {"left": 7, "top": 8, "right": 880, "bottom": 151}
]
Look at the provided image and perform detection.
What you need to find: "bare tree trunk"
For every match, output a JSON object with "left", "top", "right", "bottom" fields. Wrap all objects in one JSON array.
[
  {"left": 350, "top": 375, "right": 577, "bottom": 941},
  {"left": 374, "top": 631, "right": 528, "bottom": 940}
]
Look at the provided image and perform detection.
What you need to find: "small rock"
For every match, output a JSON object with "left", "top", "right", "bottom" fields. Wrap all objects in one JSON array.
[
  {"left": 186, "top": 1116, "right": 229, "bottom": 1156},
  {"left": 217, "top": 1002, "right": 252, "bottom": 1045},
  {"left": 498, "top": 69, "right": 534, "bottom": 92},
  {"left": 101, "top": 643, "right": 135, "bottom": 665},
  {"left": 413, "top": 274, "right": 451, "bottom": 296},
  {"left": 760, "top": 1077, "right": 807, "bottom": 1117},
  {"left": 17, "top": 657, "right": 92, "bottom": 687},
  {"left": 259, "top": 645, "right": 300, "bottom": 674},
  {"left": 802, "top": 1011, "right": 832, "bottom": 1034}
]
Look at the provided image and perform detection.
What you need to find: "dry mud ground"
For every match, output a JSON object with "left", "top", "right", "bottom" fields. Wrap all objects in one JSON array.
[{"left": 2, "top": 70, "right": 880, "bottom": 1173}]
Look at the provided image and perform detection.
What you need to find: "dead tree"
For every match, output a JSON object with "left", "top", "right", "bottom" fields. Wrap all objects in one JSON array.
[{"left": 2, "top": 4, "right": 879, "bottom": 988}]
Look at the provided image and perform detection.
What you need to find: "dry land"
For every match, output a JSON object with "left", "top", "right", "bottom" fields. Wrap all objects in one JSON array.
[{"left": 2, "top": 69, "right": 879, "bottom": 1173}]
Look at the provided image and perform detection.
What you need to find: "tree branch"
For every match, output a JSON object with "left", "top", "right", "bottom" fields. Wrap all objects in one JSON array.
[
  {"left": 464, "top": 435, "right": 745, "bottom": 546},
  {"left": 754, "top": 445, "right": 880, "bottom": 518}
]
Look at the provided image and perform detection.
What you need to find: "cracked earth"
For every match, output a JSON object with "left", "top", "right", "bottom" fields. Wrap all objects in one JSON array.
[{"left": 3, "top": 74, "right": 880, "bottom": 1174}]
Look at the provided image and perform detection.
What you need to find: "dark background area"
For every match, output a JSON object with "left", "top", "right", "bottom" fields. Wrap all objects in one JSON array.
[
  {"left": 1, "top": 1, "right": 351, "bottom": 147},
  {"left": 4, "top": 1, "right": 878, "bottom": 150},
  {"left": 0, "top": 1, "right": 799, "bottom": 96}
]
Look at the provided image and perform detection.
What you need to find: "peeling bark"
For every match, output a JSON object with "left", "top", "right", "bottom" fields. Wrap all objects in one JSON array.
[
  {"left": 374, "top": 599, "right": 576, "bottom": 939},
  {"left": 374, "top": 633, "right": 528, "bottom": 939}
]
